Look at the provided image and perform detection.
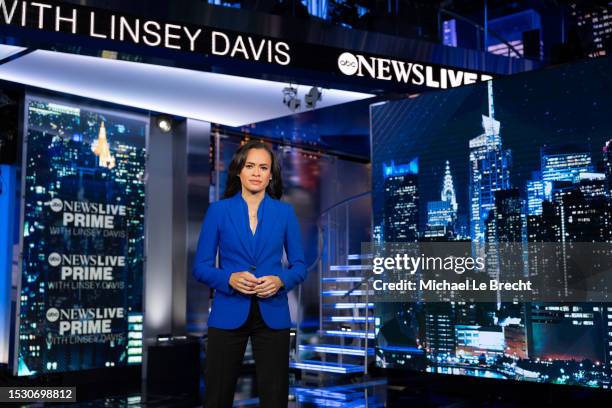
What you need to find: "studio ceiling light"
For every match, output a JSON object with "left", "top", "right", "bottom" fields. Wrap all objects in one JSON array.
[
  {"left": 0, "top": 46, "right": 374, "bottom": 127},
  {"left": 282, "top": 85, "right": 300, "bottom": 112},
  {"left": 156, "top": 115, "right": 173, "bottom": 133}
]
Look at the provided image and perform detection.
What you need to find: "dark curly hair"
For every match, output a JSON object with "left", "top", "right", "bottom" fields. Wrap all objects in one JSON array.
[{"left": 223, "top": 140, "right": 283, "bottom": 199}]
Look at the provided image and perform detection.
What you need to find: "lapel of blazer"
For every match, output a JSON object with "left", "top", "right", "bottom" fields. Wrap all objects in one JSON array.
[
  {"left": 254, "top": 194, "right": 280, "bottom": 261},
  {"left": 227, "top": 193, "right": 255, "bottom": 263}
]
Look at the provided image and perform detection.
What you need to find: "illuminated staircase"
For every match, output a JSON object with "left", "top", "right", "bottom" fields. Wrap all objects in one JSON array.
[
  {"left": 291, "top": 254, "right": 374, "bottom": 375},
  {"left": 291, "top": 191, "right": 376, "bottom": 377}
]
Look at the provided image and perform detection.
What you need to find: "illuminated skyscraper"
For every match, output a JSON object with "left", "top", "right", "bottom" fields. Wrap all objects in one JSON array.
[
  {"left": 372, "top": 223, "right": 383, "bottom": 245},
  {"left": 469, "top": 81, "right": 512, "bottom": 242},
  {"left": 540, "top": 144, "right": 592, "bottom": 195},
  {"left": 542, "top": 174, "right": 612, "bottom": 299},
  {"left": 527, "top": 200, "right": 558, "bottom": 242},
  {"left": 569, "top": 2, "right": 612, "bottom": 58},
  {"left": 493, "top": 189, "right": 524, "bottom": 243},
  {"left": 425, "top": 303, "right": 455, "bottom": 357},
  {"left": 441, "top": 160, "right": 458, "bottom": 213},
  {"left": 527, "top": 171, "right": 545, "bottom": 216},
  {"left": 487, "top": 189, "right": 525, "bottom": 284},
  {"left": 425, "top": 201, "right": 454, "bottom": 239},
  {"left": 553, "top": 174, "right": 611, "bottom": 243},
  {"left": 91, "top": 122, "right": 116, "bottom": 170},
  {"left": 425, "top": 161, "right": 458, "bottom": 239},
  {"left": 383, "top": 159, "right": 419, "bottom": 242},
  {"left": 427, "top": 201, "right": 454, "bottom": 227}
]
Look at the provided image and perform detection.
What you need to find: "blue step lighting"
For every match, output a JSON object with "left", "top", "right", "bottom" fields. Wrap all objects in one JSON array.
[
  {"left": 330, "top": 265, "right": 372, "bottom": 271},
  {"left": 322, "top": 330, "right": 375, "bottom": 339},
  {"left": 327, "top": 316, "right": 374, "bottom": 323},
  {"left": 289, "top": 359, "right": 365, "bottom": 374},
  {"left": 346, "top": 254, "right": 373, "bottom": 260},
  {"left": 299, "top": 344, "right": 374, "bottom": 356},
  {"left": 322, "top": 290, "right": 374, "bottom": 296},
  {"left": 330, "top": 303, "right": 374, "bottom": 309},
  {"left": 322, "top": 277, "right": 364, "bottom": 282}
]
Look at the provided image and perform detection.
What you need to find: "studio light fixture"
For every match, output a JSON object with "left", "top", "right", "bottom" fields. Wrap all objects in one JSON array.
[
  {"left": 304, "top": 87, "right": 322, "bottom": 109},
  {"left": 282, "top": 85, "right": 300, "bottom": 112}
]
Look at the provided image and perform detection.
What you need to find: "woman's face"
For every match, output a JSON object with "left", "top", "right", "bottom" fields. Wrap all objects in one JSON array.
[{"left": 239, "top": 148, "right": 272, "bottom": 194}]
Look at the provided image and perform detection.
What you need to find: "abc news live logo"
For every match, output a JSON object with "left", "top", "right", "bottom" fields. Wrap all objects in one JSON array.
[
  {"left": 337, "top": 52, "right": 492, "bottom": 88},
  {"left": 46, "top": 307, "right": 60, "bottom": 322}
]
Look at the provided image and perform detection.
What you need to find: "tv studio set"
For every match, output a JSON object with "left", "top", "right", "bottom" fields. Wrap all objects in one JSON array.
[{"left": 0, "top": 0, "right": 611, "bottom": 406}]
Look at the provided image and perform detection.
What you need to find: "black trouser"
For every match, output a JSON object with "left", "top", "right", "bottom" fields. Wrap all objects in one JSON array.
[{"left": 204, "top": 297, "right": 290, "bottom": 408}]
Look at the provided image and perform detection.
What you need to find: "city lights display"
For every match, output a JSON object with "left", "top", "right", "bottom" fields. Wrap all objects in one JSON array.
[
  {"left": 371, "top": 57, "right": 612, "bottom": 388},
  {"left": 15, "top": 96, "right": 147, "bottom": 375}
]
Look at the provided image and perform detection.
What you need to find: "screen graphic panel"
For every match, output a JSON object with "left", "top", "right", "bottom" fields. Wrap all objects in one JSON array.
[
  {"left": 371, "top": 57, "right": 612, "bottom": 389},
  {"left": 16, "top": 96, "right": 147, "bottom": 375}
]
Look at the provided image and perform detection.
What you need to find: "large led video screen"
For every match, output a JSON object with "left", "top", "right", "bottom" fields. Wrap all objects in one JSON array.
[
  {"left": 15, "top": 96, "right": 147, "bottom": 375},
  {"left": 371, "top": 57, "right": 612, "bottom": 388}
]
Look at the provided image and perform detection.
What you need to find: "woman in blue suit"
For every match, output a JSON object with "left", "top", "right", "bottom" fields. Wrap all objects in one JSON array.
[{"left": 193, "top": 140, "right": 307, "bottom": 408}]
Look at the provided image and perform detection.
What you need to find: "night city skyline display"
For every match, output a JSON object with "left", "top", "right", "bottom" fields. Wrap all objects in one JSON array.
[
  {"left": 371, "top": 57, "right": 612, "bottom": 388},
  {"left": 16, "top": 96, "right": 146, "bottom": 375}
]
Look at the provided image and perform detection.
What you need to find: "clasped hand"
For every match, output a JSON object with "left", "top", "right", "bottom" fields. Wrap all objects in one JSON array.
[{"left": 229, "top": 272, "right": 283, "bottom": 297}]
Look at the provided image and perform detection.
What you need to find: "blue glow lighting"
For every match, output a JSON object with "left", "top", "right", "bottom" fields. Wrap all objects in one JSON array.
[
  {"left": 305, "top": 0, "right": 328, "bottom": 19},
  {"left": 289, "top": 360, "right": 364, "bottom": 373},
  {"left": 323, "top": 330, "right": 375, "bottom": 339},
  {"left": 332, "top": 303, "right": 374, "bottom": 309},
  {"left": 292, "top": 380, "right": 387, "bottom": 407},
  {"left": 293, "top": 379, "right": 386, "bottom": 395},
  {"left": 383, "top": 158, "right": 419, "bottom": 179},
  {"left": 295, "top": 396, "right": 344, "bottom": 407},
  {"left": 347, "top": 254, "right": 373, "bottom": 260},
  {"left": 299, "top": 344, "right": 374, "bottom": 356},
  {"left": 0, "top": 165, "right": 16, "bottom": 365},
  {"left": 377, "top": 345, "right": 425, "bottom": 354},
  {"left": 294, "top": 388, "right": 348, "bottom": 401},
  {"left": 443, "top": 19, "right": 458, "bottom": 47},
  {"left": 486, "top": 9, "right": 542, "bottom": 58}
]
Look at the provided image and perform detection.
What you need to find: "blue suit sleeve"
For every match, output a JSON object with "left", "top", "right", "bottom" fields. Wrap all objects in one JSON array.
[
  {"left": 277, "top": 206, "right": 307, "bottom": 291},
  {"left": 193, "top": 202, "right": 234, "bottom": 295}
]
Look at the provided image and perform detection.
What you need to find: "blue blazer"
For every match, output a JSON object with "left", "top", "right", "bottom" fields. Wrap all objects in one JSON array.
[{"left": 193, "top": 193, "right": 307, "bottom": 330}]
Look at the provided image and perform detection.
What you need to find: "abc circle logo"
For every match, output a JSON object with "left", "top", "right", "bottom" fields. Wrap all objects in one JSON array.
[
  {"left": 46, "top": 308, "right": 60, "bottom": 323},
  {"left": 337, "top": 52, "right": 358, "bottom": 76},
  {"left": 49, "top": 198, "right": 63, "bottom": 213},
  {"left": 48, "top": 253, "right": 61, "bottom": 267}
]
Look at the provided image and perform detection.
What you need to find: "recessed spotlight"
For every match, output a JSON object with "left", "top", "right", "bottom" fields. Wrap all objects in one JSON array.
[{"left": 156, "top": 115, "right": 172, "bottom": 133}]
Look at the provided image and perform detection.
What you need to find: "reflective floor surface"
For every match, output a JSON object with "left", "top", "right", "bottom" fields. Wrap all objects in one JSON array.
[
  {"left": 20, "top": 377, "right": 387, "bottom": 407},
  {"left": 16, "top": 371, "right": 612, "bottom": 407}
]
